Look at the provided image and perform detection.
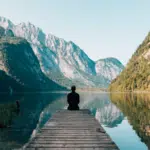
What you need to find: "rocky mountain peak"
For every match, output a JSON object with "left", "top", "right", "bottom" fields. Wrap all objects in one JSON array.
[
  {"left": 0, "top": 16, "right": 13, "bottom": 29},
  {"left": 0, "top": 16, "right": 124, "bottom": 88}
]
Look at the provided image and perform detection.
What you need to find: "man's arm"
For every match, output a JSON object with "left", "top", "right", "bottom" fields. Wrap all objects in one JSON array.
[
  {"left": 67, "top": 94, "right": 70, "bottom": 104},
  {"left": 77, "top": 94, "right": 80, "bottom": 104}
]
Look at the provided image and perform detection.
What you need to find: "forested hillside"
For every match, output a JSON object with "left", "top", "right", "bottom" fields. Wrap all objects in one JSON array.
[{"left": 109, "top": 32, "right": 150, "bottom": 91}]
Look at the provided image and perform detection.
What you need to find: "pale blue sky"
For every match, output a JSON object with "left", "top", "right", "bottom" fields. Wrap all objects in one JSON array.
[{"left": 0, "top": 0, "right": 150, "bottom": 65}]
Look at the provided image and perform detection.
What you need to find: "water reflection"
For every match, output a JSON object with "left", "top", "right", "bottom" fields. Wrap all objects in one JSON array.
[
  {"left": 0, "top": 92, "right": 149, "bottom": 150},
  {"left": 79, "top": 93, "right": 124, "bottom": 127},
  {"left": 0, "top": 103, "right": 19, "bottom": 128},
  {"left": 95, "top": 105, "right": 124, "bottom": 128},
  {"left": 110, "top": 93, "right": 150, "bottom": 149},
  {"left": 0, "top": 93, "right": 66, "bottom": 149}
]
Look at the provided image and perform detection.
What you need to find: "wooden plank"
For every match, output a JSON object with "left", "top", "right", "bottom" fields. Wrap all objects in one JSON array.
[
  {"left": 32, "top": 139, "right": 111, "bottom": 142},
  {"left": 26, "top": 148, "right": 108, "bottom": 150},
  {"left": 41, "top": 128, "right": 105, "bottom": 131},
  {"left": 32, "top": 137, "right": 111, "bottom": 140},
  {"left": 45, "top": 122, "right": 100, "bottom": 125},
  {"left": 29, "top": 141, "right": 114, "bottom": 144},
  {"left": 26, "top": 109, "right": 119, "bottom": 150},
  {"left": 27, "top": 143, "right": 117, "bottom": 148},
  {"left": 26, "top": 148, "right": 117, "bottom": 150},
  {"left": 36, "top": 130, "right": 106, "bottom": 135},
  {"left": 34, "top": 135, "right": 109, "bottom": 139},
  {"left": 37, "top": 133, "right": 106, "bottom": 136}
]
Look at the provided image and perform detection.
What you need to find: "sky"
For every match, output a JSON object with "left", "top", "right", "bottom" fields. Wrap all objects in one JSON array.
[{"left": 0, "top": 0, "right": 150, "bottom": 65}]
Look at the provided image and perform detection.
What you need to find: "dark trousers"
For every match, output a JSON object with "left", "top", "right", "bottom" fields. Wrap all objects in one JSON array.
[{"left": 68, "top": 105, "right": 79, "bottom": 110}]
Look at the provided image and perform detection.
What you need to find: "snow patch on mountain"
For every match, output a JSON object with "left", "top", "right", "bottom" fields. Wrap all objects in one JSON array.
[{"left": 0, "top": 17, "right": 13, "bottom": 29}]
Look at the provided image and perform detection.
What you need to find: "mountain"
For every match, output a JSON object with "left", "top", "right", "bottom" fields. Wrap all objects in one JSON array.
[
  {"left": 95, "top": 57, "right": 124, "bottom": 81},
  {"left": 0, "top": 70, "right": 23, "bottom": 92},
  {"left": 0, "top": 26, "right": 65, "bottom": 92},
  {"left": 109, "top": 32, "right": 150, "bottom": 91},
  {"left": 0, "top": 16, "right": 124, "bottom": 88}
]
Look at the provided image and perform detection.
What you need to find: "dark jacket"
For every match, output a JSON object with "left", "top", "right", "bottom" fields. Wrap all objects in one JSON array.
[{"left": 67, "top": 92, "right": 80, "bottom": 110}]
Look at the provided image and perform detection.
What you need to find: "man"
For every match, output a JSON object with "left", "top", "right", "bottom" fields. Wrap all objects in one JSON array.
[{"left": 67, "top": 86, "right": 80, "bottom": 110}]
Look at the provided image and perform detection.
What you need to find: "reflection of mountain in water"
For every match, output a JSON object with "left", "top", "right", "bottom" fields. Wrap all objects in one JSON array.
[
  {"left": 79, "top": 93, "right": 124, "bottom": 128},
  {"left": 33, "top": 94, "right": 68, "bottom": 130},
  {"left": 95, "top": 104, "right": 124, "bottom": 128}
]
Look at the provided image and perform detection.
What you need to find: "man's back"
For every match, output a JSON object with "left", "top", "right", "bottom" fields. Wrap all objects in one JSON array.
[{"left": 67, "top": 92, "right": 80, "bottom": 110}]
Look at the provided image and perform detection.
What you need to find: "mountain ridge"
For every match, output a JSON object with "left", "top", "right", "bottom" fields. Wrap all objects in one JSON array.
[
  {"left": 0, "top": 26, "right": 65, "bottom": 92},
  {"left": 0, "top": 16, "right": 124, "bottom": 88}
]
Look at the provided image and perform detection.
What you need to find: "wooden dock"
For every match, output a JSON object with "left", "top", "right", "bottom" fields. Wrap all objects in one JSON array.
[{"left": 26, "top": 109, "right": 119, "bottom": 150}]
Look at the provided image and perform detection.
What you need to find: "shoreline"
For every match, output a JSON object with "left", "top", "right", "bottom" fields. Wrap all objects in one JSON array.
[{"left": 0, "top": 90, "right": 150, "bottom": 94}]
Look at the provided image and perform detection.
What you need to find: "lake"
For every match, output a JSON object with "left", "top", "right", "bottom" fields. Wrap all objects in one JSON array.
[{"left": 0, "top": 92, "right": 150, "bottom": 150}]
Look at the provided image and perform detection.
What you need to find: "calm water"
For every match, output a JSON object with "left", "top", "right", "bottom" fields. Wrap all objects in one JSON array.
[{"left": 0, "top": 92, "right": 150, "bottom": 150}]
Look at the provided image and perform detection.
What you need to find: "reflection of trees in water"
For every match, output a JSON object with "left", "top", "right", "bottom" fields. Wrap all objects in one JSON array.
[
  {"left": 0, "top": 103, "right": 19, "bottom": 127},
  {"left": 0, "top": 93, "right": 65, "bottom": 149},
  {"left": 0, "top": 94, "right": 22, "bottom": 128},
  {"left": 0, "top": 93, "right": 23, "bottom": 149},
  {"left": 0, "top": 101, "right": 21, "bottom": 149},
  {"left": 110, "top": 93, "right": 150, "bottom": 149}
]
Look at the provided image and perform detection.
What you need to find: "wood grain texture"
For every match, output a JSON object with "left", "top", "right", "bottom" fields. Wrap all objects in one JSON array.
[{"left": 26, "top": 109, "right": 119, "bottom": 150}]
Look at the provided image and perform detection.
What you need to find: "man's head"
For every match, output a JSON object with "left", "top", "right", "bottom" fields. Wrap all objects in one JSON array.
[{"left": 71, "top": 85, "right": 76, "bottom": 92}]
